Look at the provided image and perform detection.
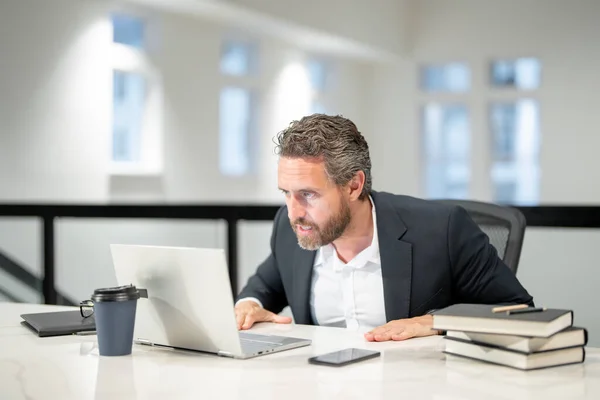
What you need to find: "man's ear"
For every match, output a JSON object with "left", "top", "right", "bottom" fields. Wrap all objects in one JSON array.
[{"left": 348, "top": 171, "right": 365, "bottom": 201}]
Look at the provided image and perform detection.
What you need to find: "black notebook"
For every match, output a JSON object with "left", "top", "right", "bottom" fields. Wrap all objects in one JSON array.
[
  {"left": 432, "top": 304, "right": 573, "bottom": 337},
  {"left": 20, "top": 310, "right": 96, "bottom": 337},
  {"left": 446, "top": 327, "right": 588, "bottom": 354},
  {"left": 444, "top": 338, "right": 586, "bottom": 371}
]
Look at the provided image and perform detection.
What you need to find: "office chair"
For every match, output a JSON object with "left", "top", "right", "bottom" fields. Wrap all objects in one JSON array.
[{"left": 435, "top": 199, "right": 526, "bottom": 275}]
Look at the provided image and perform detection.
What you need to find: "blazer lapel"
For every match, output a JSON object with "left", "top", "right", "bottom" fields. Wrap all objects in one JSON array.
[
  {"left": 373, "top": 193, "right": 413, "bottom": 321},
  {"left": 292, "top": 247, "right": 316, "bottom": 324}
]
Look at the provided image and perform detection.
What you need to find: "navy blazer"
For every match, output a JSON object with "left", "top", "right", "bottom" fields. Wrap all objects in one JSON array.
[{"left": 237, "top": 191, "right": 534, "bottom": 324}]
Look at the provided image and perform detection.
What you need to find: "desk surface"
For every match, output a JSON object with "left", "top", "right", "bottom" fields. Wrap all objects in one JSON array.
[{"left": 1, "top": 303, "right": 599, "bottom": 400}]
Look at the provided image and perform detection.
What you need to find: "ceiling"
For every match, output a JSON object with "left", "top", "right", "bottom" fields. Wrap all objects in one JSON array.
[{"left": 122, "top": 0, "right": 407, "bottom": 62}]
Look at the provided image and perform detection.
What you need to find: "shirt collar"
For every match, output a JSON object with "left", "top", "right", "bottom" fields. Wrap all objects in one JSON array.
[{"left": 314, "top": 195, "right": 380, "bottom": 267}]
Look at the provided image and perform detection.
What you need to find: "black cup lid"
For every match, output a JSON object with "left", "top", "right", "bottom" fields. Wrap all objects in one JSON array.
[{"left": 91, "top": 284, "right": 141, "bottom": 302}]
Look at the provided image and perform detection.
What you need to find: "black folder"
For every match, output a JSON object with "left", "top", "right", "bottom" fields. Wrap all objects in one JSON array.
[{"left": 20, "top": 310, "right": 96, "bottom": 337}]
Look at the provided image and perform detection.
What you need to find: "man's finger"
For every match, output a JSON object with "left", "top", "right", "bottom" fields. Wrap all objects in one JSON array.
[
  {"left": 367, "top": 326, "right": 385, "bottom": 335},
  {"left": 365, "top": 324, "right": 392, "bottom": 341},
  {"left": 242, "top": 314, "right": 255, "bottom": 330},
  {"left": 236, "top": 313, "right": 245, "bottom": 330},
  {"left": 391, "top": 330, "right": 413, "bottom": 341},
  {"left": 374, "top": 331, "right": 393, "bottom": 342},
  {"left": 368, "top": 325, "right": 392, "bottom": 337},
  {"left": 262, "top": 310, "right": 292, "bottom": 324},
  {"left": 271, "top": 314, "right": 293, "bottom": 324}
]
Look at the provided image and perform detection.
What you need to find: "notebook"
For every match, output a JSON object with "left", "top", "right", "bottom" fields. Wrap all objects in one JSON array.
[
  {"left": 20, "top": 310, "right": 96, "bottom": 337},
  {"left": 444, "top": 338, "right": 586, "bottom": 371},
  {"left": 431, "top": 304, "right": 573, "bottom": 337},
  {"left": 446, "top": 327, "right": 588, "bottom": 354}
]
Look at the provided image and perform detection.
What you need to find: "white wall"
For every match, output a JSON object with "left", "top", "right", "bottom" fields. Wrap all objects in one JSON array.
[
  {"left": 0, "top": 0, "right": 111, "bottom": 201},
  {"left": 256, "top": 39, "right": 369, "bottom": 202},
  {"left": 233, "top": 0, "right": 407, "bottom": 56},
  {"left": 0, "top": 0, "right": 368, "bottom": 302},
  {"left": 400, "top": 0, "right": 600, "bottom": 204},
  {"left": 0, "top": 0, "right": 368, "bottom": 204},
  {"left": 365, "top": 61, "right": 420, "bottom": 197},
  {"left": 518, "top": 228, "right": 600, "bottom": 347}
]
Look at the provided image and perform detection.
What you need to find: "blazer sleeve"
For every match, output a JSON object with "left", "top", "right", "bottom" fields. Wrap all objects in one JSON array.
[
  {"left": 447, "top": 206, "right": 534, "bottom": 306},
  {"left": 235, "top": 207, "right": 289, "bottom": 314}
]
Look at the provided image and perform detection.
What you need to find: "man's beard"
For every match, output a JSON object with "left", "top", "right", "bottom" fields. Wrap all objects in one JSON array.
[{"left": 290, "top": 199, "right": 352, "bottom": 251}]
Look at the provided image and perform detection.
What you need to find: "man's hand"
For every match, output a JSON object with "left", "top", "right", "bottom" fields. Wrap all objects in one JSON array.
[
  {"left": 364, "top": 315, "right": 442, "bottom": 342},
  {"left": 234, "top": 300, "right": 292, "bottom": 330}
]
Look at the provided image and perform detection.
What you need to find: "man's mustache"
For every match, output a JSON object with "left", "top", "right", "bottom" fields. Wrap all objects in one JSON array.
[{"left": 292, "top": 218, "right": 316, "bottom": 228}]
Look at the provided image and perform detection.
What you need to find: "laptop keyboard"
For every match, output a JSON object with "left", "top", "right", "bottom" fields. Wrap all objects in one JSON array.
[{"left": 239, "top": 332, "right": 284, "bottom": 354}]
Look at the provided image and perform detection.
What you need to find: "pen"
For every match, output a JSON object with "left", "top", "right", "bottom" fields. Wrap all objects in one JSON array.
[
  {"left": 492, "top": 304, "right": 528, "bottom": 313},
  {"left": 508, "top": 307, "right": 547, "bottom": 315}
]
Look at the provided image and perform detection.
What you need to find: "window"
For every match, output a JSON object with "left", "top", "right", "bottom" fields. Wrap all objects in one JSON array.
[
  {"left": 490, "top": 58, "right": 541, "bottom": 90},
  {"left": 219, "top": 39, "right": 259, "bottom": 176},
  {"left": 420, "top": 62, "right": 471, "bottom": 199},
  {"left": 220, "top": 41, "right": 256, "bottom": 76},
  {"left": 489, "top": 100, "right": 541, "bottom": 205},
  {"left": 307, "top": 58, "right": 330, "bottom": 114},
  {"left": 419, "top": 59, "right": 541, "bottom": 204},
  {"left": 112, "top": 71, "right": 146, "bottom": 162},
  {"left": 219, "top": 87, "right": 255, "bottom": 176},
  {"left": 421, "top": 63, "right": 470, "bottom": 92},
  {"left": 307, "top": 59, "right": 328, "bottom": 92},
  {"left": 488, "top": 58, "right": 541, "bottom": 204},
  {"left": 422, "top": 104, "right": 470, "bottom": 199},
  {"left": 112, "top": 13, "right": 144, "bottom": 49},
  {"left": 109, "top": 12, "right": 161, "bottom": 174}
]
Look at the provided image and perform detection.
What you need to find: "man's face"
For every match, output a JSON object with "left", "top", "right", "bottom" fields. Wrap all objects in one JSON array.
[{"left": 277, "top": 157, "right": 352, "bottom": 250}]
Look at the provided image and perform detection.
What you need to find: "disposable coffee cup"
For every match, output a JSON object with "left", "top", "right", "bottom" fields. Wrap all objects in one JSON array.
[{"left": 91, "top": 284, "right": 143, "bottom": 356}]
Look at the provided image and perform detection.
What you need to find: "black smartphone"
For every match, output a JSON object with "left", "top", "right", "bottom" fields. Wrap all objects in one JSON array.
[{"left": 308, "top": 348, "right": 381, "bottom": 367}]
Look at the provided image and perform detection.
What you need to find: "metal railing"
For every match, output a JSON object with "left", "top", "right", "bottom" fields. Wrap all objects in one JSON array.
[{"left": 1, "top": 203, "right": 600, "bottom": 304}]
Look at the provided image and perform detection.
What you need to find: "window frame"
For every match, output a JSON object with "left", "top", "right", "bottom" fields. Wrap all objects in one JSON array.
[
  {"left": 418, "top": 61, "right": 472, "bottom": 200},
  {"left": 307, "top": 56, "right": 333, "bottom": 115},
  {"left": 218, "top": 38, "right": 261, "bottom": 178},
  {"left": 420, "top": 101, "right": 472, "bottom": 200},
  {"left": 108, "top": 10, "right": 163, "bottom": 177},
  {"left": 486, "top": 57, "right": 542, "bottom": 205}
]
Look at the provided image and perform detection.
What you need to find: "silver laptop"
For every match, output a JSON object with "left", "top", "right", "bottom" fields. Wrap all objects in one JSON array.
[{"left": 109, "top": 244, "right": 311, "bottom": 359}]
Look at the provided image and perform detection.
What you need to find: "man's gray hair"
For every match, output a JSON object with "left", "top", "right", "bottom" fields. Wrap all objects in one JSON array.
[{"left": 274, "top": 114, "right": 372, "bottom": 200}]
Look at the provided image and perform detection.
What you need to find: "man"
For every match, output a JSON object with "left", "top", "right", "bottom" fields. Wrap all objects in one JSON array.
[{"left": 235, "top": 114, "right": 534, "bottom": 342}]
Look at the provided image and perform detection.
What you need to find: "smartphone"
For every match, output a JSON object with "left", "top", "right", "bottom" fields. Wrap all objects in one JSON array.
[{"left": 308, "top": 348, "right": 380, "bottom": 367}]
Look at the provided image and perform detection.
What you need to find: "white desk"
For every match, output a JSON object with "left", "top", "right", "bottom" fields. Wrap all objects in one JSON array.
[{"left": 1, "top": 303, "right": 599, "bottom": 400}]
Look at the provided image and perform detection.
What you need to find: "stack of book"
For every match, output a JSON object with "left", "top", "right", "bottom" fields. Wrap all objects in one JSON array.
[{"left": 431, "top": 304, "right": 587, "bottom": 371}]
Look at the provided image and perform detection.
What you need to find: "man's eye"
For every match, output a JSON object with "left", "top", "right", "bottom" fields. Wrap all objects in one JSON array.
[{"left": 302, "top": 192, "right": 315, "bottom": 199}]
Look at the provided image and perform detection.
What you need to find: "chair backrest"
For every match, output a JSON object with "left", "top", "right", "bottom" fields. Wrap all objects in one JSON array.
[{"left": 435, "top": 199, "right": 526, "bottom": 274}]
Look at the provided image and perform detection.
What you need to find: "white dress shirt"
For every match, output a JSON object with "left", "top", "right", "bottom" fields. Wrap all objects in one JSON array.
[
  {"left": 309, "top": 196, "right": 386, "bottom": 331},
  {"left": 238, "top": 197, "right": 386, "bottom": 331}
]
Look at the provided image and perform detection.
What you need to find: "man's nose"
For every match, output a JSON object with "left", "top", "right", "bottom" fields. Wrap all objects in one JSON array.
[{"left": 287, "top": 196, "right": 306, "bottom": 222}]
